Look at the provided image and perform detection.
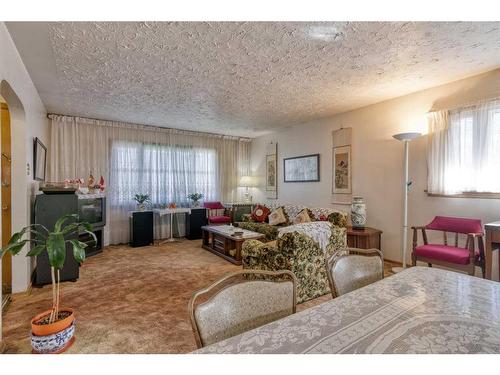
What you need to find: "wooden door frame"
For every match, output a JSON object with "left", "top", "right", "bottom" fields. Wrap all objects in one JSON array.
[{"left": 1, "top": 101, "right": 12, "bottom": 308}]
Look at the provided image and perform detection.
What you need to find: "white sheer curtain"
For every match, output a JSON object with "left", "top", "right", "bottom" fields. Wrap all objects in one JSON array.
[
  {"left": 49, "top": 115, "right": 251, "bottom": 244},
  {"left": 427, "top": 99, "right": 500, "bottom": 195}
]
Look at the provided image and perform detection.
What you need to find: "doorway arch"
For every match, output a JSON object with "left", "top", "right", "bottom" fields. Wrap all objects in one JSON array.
[
  {"left": 1, "top": 96, "right": 12, "bottom": 312},
  {"left": 0, "top": 80, "right": 29, "bottom": 293}
]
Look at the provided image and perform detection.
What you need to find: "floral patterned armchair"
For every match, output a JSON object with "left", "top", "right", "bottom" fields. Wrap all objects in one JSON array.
[{"left": 242, "top": 222, "right": 347, "bottom": 303}]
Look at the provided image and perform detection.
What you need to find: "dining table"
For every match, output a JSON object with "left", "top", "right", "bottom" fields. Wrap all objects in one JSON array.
[{"left": 194, "top": 266, "right": 500, "bottom": 354}]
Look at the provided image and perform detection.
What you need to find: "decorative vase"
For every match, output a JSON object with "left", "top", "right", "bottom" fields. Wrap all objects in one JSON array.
[
  {"left": 192, "top": 200, "right": 200, "bottom": 208},
  {"left": 351, "top": 196, "right": 366, "bottom": 229}
]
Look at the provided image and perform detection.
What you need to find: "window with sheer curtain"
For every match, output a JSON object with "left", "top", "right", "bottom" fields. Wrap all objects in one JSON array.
[
  {"left": 427, "top": 99, "right": 500, "bottom": 195},
  {"left": 110, "top": 141, "right": 217, "bottom": 207},
  {"left": 49, "top": 115, "right": 250, "bottom": 244}
]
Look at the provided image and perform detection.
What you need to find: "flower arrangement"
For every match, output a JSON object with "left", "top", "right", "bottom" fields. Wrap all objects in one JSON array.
[
  {"left": 133, "top": 194, "right": 151, "bottom": 210},
  {"left": 187, "top": 193, "right": 203, "bottom": 207}
]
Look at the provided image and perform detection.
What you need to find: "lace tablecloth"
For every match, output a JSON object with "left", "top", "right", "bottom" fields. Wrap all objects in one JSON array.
[{"left": 195, "top": 267, "right": 500, "bottom": 353}]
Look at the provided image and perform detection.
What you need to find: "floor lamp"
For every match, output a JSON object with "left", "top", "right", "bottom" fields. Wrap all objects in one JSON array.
[{"left": 392, "top": 132, "right": 421, "bottom": 274}]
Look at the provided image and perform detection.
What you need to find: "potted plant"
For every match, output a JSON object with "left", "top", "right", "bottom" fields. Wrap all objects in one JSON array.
[
  {"left": 0, "top": 214, "right": 96, "bottom": 354},
  {"left": 187, "top": 193, "right": 203, "bottom": 208},
  {"left": 133, "top": 193, "right": 151, "bottom": 211}
]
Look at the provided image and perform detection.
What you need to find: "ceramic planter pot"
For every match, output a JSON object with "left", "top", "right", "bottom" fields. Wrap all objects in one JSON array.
[
  {"left": 137, "top": 203, "right": 146, "bottom": 211},
  {"left": 31, "top": 322, "right": 75, "bottom": 354},
  {"left": 31, "top": 308, "right": 75, "bottom": 354}
]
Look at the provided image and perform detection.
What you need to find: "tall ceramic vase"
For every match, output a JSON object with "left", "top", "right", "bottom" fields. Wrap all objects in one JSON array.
[{"left": 351, "top": 196, "right": 366, "bottom": 230}]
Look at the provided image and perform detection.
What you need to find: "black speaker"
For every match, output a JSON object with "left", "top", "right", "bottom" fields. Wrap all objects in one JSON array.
[
  {"left": 34, "top": 194, "right": 80, "bottom": 286},
  {"left": 130, "top": 211, "right": 154, "bottom": 247},
  {"left": 185, "top": 208, "right": 208, "bottom": 240}
]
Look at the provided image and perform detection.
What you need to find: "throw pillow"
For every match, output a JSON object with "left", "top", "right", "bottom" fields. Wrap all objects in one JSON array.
[
  {"left": 268, "top": 207, "right": 287, "bottom": 226},
  {"left": 251, "top": 204, "right": 270, "bottom": 222},
  {"left": 293, "top": 208, "right": 312, "bottom": 224}
]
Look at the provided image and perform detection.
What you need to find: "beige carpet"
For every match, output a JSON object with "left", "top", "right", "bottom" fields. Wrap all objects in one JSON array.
[{"left": 2, "top": 240, "right": 395, "bottom": 353}]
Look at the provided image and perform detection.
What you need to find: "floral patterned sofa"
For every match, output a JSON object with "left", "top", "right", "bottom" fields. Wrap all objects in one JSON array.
[
  {"left": 236, "top": 204, "right": 348, "bottom": 241},
  {"left": 240, "top": 208, "right": 348, "bottom": 303}
]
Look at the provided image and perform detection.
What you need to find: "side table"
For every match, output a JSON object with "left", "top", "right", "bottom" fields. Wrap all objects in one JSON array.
[{"left": 347, "top": 226, "right": 382, "bottom": 250}]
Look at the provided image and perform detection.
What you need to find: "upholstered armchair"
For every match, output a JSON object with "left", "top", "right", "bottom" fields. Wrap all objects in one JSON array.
[
  {"left": 411, "top": 216, "right": 485, "bottom": 277},
  {"left": 242, "top": 223, "right": 347, "bottom": 303},
  {"left": 203, "top": 201, "right": 231, "bottom": 225}
]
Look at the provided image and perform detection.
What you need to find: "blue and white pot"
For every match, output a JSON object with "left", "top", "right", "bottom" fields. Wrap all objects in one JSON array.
[
  {"left": 351, "top": 196, "right": 367, "bottom": 229},
  {"left": 31, "top": 321, "right": 76, "bottom": 354}
]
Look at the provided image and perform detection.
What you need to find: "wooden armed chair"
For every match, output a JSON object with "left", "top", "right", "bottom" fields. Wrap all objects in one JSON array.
[{"left": 411, "top": 216, "right": 485, "bottom": 277}]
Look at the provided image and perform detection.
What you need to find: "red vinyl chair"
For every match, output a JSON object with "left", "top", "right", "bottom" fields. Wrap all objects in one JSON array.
[
  {"left": 203, "top": 202, "right": 231, "bottom": 225},
  {"left": 411, "top": 216, "right": 485, "bottom": 277}
]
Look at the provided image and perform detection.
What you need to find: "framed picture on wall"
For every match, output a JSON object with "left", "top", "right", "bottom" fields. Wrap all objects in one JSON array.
[
  {"left": 332, "top": 145, "right": 351, "bottom": 194},
  {"left": 266, "top": 142, "right": 278, "bottom": 199},
  {"left": 266, "top": 154, "right": 277, "bottom": 192},
  {"left": 283, "top": 154, "right": 320, "bottom": 182},
  {"left": 33, "top": 137, "right": 47, "bottom": 181}
]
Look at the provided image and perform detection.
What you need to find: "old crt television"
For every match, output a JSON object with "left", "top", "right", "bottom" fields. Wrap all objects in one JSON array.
[{"left": 78, "top": 196, "right": 106, "bottom": 227}]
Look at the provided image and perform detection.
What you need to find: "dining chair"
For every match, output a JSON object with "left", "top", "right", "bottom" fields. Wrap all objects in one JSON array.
[
  {"left": 411, "top": 216, "right": 485, "bottom": 277},
  {"left": 188, "top": 269, "right": 297, "bottom": 348},
  {"left": 326, "top": 248, "right": 384, "bottom": 298}
]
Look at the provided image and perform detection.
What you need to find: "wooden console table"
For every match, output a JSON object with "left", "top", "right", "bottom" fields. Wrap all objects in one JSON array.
[
  {"left": 202, "top": 225, "right": 264, "bottom": 265},
  {"left": 485, "top": 221, "right": 500, "bottom": 280},
  {"left": 347, "top": 226, "right": 382, "bottom": 250}
]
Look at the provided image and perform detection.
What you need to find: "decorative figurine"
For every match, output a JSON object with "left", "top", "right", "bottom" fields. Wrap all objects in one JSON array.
[
  {"left": 88, "top": 173, "right": 96, "bottom": 193},
  {"left": 98, "top": 175, "right": 105, "bottom": 192}
]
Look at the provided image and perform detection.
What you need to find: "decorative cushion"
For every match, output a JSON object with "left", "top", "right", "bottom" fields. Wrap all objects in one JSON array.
[
  {"left": 282, "top": 205, "right": 305, "bottom": 223},
  {"left": 414, "top": 244, "right": 480, "bottom": 265},
  {"left": 293, "top": 209, "right": 312, "bottom": 224},
  {"left": 268, "top": 207, "right": 287, "bottom": 226},
  {"left": 327, "top": 212, "right": 348, "bottom": 228},
  {"left": 251, "top": 204, "right": 270, "bottom": 223}
]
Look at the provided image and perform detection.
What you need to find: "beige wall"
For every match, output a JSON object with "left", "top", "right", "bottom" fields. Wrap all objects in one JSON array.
[
  {"left": 0, "top": 21, "right": 49, "bottom": 302},
  {"left": 251, "top": 68, "right": 500, "bottom": 280}
]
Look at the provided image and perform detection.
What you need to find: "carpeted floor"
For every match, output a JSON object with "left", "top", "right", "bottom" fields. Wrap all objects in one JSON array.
[{"left": 2, "top": 240, "right": 396, "bottom": 354}]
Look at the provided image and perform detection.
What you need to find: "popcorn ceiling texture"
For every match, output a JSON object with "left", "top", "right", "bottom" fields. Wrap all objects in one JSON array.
[{"left": 19, "top": 22, "right": 500, "bottom": 137}]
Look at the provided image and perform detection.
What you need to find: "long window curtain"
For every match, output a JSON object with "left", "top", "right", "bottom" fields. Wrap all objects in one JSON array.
[
  {"left": 49, "top": 115, "right": 251, "bottom": 244},
  {"left": 427, "top": 99, "right": 500, "bottom": 195}
]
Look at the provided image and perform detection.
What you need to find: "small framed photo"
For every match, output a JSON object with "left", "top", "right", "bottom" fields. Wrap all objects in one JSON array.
[
  {"left": 333, "top": 145, "right": 351, "bottom": 194},
  {"left": 283, "top": 154, "right": 320, "bottom": 182}
]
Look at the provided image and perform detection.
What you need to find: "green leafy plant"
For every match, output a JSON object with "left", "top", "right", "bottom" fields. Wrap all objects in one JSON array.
[
  {"left": 0, "top": 214, "right": 96, "bottom": 324},
  {"left": 133, "top": 194, "right": 151, "bottom": 205},
  {"left": 187, "top": 193, "right": 203, "bottom": 202}
]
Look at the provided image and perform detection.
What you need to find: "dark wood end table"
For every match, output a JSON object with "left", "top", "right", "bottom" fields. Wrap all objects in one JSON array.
[
  {"left": 347, "top": 226, "right": 383, "bottom": 250},
  {"left": 201, "top": 225, "right": 264, "bottom": 265}
]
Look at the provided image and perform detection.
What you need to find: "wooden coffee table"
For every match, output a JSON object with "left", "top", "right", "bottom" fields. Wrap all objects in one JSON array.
[{"left": 201, "top": 225, "right": 265, "bottom": 265}]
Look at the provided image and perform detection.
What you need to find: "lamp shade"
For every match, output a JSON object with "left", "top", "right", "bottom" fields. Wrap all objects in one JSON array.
[
  {"left": 239, "top": 176, "right": 257, "bottom": 187},
  {"left": 393, "top": 132, "right": 421, "bottom": 141}
]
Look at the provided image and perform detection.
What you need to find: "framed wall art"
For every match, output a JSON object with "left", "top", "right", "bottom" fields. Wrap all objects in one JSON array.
[
  {"left": 266, "top": 142, "right": 278, "bottom": 199},
  {"left": 332, "top": 145, "right": 351, "bottom": 194},
  {"left": 283, "top": 154, "right": 320, "bottom": 182}
]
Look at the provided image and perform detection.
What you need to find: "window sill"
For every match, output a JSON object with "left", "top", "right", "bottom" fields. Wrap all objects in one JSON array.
[{"left": 425, "top": 191, "right": 500, "bottom": 199}]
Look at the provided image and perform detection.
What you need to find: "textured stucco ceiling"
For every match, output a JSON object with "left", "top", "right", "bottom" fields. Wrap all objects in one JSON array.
[{"left": 6, "top": 21, "right": 500, "bottom": 137}]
